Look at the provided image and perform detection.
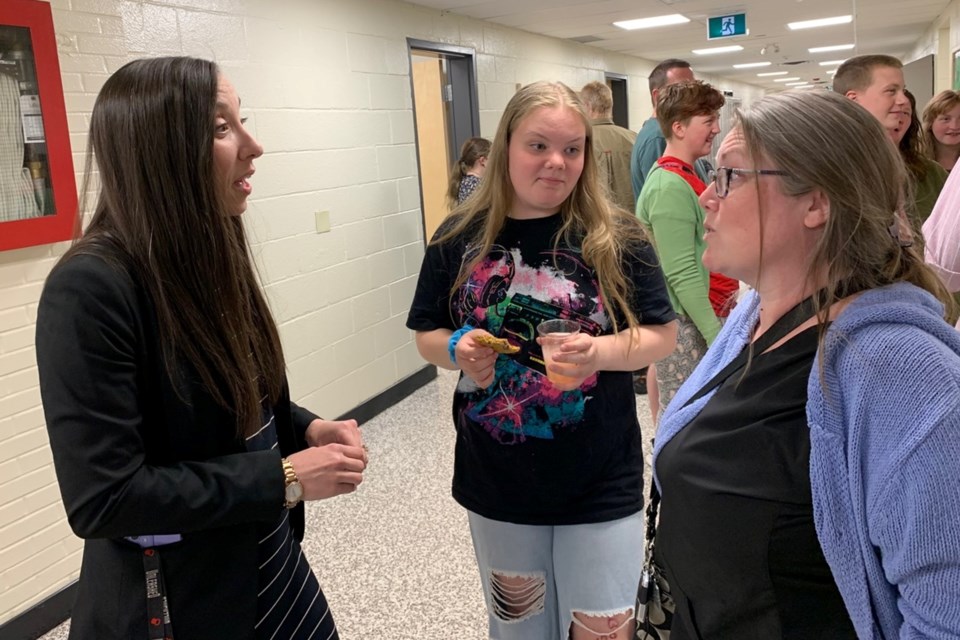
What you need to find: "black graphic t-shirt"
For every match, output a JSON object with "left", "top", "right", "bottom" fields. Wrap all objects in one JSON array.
[{"left": 407, "top": 213, "right": 675, "bottom": 525}]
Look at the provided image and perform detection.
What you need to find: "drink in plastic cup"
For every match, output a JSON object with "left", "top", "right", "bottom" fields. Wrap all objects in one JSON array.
[{"left": 537, "top": 319, "right": 582, "bottom": 390}]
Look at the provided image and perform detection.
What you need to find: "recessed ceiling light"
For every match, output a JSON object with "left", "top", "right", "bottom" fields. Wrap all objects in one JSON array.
[
  {"left": 614, "top": 14, "right": 690, "bottom": 30},
  {"left": 773, "top": 77, "right": 801, "bottom": 82},
  {"left": 809, "top": 44, "right": 855, "bottom": 53},
  {"left": 819, "top": 59, "right": 846, "bottom": 66},
  {"left": 790, "top": 84, "right": 814, "bottom": 89},
  {"left": 692, "top": 45, "right": 744, "bottom": 55},
  {"left": 757, "top": 71, "right": 789, "bottom": 77},
  {"left": 787, "top": 15, "right": 852, "bottom": 30},
  {"left": 826, "top": 69, "right": 838, "bottom": 75},
  {"left": 786, "top": 81, "right": 810, "bottom": 86},
  {"left": 734, "top": 62, "right": 771, "bottom": 69}
]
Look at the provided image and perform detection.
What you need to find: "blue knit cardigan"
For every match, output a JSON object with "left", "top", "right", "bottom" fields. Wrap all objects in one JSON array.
[{"left": 654, "top": 282, "right": 960, "bottom": 639}]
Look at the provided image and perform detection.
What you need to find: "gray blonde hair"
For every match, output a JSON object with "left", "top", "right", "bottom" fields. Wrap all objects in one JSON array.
[
  {"left": 579, "top": 81, "right": 613, "bottom": 118},
  {"left": 736, "top": 90, "right": 954, "bottom": 325}
]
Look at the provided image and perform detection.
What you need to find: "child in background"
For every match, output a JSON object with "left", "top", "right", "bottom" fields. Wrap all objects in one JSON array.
[
  {"left": 447, "top": 136, "right": 491, "bottom": 207},
  {"left": 636, "top": 80, "right": 726, "bottom": 414}
]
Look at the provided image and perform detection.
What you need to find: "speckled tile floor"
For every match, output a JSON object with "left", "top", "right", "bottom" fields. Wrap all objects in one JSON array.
[{"left": 39, "top": 368, "right": 657, "bottom": 640}]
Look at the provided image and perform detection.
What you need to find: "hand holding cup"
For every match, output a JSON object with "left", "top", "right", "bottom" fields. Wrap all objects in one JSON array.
[{"left": 537, "top": 319, "right": 595, "bottom": 391}]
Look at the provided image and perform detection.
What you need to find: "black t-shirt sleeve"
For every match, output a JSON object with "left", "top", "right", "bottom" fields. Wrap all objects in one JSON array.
[
  {"left": 406, "top": 231, "right": 458, "bottom": 333},
  {"left": 625, "top": 241, "right": 676, "bottom": 326}
]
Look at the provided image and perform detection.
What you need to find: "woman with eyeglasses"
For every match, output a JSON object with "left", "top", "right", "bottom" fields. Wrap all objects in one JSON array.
[
  {"left": 652, "top": 90, "right": 960, "bottom": 638},
  {"left": 636, "top": 80, "right": 737, "bottom": 416}
]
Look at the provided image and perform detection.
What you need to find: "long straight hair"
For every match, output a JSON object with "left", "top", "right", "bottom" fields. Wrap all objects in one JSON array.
[
  {"left": 62, "top": 57, "right": 284, "bottom": 438},
  {"left": 435, "top": 81, "right": 648, "bottom": 334},
  {"left": 736, "top": 91, "right": 954, "bottom": 343},
  {"left": 899, "top": 90, "right": 932, "bottom": 186}
]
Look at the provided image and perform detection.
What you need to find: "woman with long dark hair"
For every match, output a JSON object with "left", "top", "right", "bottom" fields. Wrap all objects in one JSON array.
[
  {"left": 36, "top": 57, "right": 367, "bottom": 639},
  {"left": 895, "top": 89, "right": 946, "bottom": 226}
]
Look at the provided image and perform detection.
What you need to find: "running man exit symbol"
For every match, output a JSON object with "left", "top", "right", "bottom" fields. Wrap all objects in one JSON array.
[{"left": 707, "top": 13, "right": 747, "bottom": 39}]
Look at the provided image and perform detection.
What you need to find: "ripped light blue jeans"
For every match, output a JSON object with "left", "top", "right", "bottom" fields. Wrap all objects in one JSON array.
[{"left": 467, "top": 510, "right": 643, "bottom": 639}]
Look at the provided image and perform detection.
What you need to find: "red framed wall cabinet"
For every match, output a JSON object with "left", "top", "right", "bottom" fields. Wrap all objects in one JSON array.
[{"left": 0, "top": 0, "right": 77, "bottom": 251}]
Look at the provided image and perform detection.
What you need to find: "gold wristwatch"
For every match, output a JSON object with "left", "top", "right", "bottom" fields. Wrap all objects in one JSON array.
[{"left": 281, "top": 457, "right": 303, "bottom": 509}]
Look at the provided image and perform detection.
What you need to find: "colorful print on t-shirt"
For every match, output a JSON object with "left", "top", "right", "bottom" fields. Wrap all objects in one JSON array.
[
  {"left": 453, "top": 243, "right": 605, "bottom": 444},
  {"left": 405, "top": 212, "right": 675, "bottom": 524}
]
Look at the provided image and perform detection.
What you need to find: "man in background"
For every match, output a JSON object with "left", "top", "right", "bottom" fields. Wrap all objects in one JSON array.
[
  {"left": 631, "top": 59, "right": 713, "bottom": 200},
  {"left": 580, "top": 81, "right": 637, "bottom": 212},
  {"left": 834, "top": 54, "right": 946, "bottom": 226},
  {"left": 833, "top": 54, "right": 908, "bottom": 141}
]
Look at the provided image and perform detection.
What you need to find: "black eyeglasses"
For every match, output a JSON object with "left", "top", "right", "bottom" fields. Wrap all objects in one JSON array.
[{"left": 707, "top": 167, "right": 791, "bottom": 199}]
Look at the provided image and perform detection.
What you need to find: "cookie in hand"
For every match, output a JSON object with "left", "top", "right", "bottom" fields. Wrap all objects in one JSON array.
[{"left": 473, "top": 333, "right": 520, "bottom": 354}]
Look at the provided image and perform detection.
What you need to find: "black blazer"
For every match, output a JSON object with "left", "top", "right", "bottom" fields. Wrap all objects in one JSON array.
[{"left": 36, "top": 251, "right": 320, "bottom": 640}]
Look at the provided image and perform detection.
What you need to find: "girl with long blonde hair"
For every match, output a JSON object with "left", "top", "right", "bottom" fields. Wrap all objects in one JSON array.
[{"left": 407, "top": 81, "right": 677, "bottom": 639}]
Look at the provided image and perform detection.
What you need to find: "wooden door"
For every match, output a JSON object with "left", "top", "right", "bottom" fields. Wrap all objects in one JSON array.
[{"left": 411, "top": 54, "right": 450, "bottom": 241}]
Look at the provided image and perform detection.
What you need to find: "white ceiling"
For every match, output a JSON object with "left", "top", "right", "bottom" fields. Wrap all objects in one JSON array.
[{"left": 407, "top": 0, "right": 950, "bottom": 91}]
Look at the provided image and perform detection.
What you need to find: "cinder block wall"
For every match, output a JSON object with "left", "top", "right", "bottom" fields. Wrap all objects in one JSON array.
[{"left": 0, "top": 0, "right": 768, "bottom": 624}]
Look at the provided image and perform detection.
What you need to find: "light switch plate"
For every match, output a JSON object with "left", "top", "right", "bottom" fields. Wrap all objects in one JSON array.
[{"left": 315, "top": 210, "right": 330, "bottom": 233}]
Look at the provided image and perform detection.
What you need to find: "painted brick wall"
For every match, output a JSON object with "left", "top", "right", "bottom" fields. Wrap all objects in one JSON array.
[{"left": 0, "top": 0, "right": 767, "bottom": 624}]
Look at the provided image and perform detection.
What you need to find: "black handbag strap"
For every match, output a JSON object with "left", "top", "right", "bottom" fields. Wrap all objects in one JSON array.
[{"left": 644, "top": 294, "right": 819, "bottom": 546}]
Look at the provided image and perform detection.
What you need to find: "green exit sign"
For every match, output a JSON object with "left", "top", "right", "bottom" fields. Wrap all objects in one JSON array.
[{"left": 708, "top": 13, "right": 747, "bottom": 39}]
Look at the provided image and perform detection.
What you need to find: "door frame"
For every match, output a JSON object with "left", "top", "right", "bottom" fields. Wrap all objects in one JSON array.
[
  {"left": 406, "top": 39, "right": 481, "bottom": 242},
  {"left": 604, "top": 72, "right": 629, "bottom": 130}
]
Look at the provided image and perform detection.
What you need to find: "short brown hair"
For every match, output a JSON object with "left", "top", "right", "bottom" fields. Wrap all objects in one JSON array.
[
  {"left": 656, "top": 80, "right": 724, "bottom": 138},
  {"left": 832, "top": 54, "right": 902, "bottom": 95},
  {"left": 648, "top": 58, "right": 692, "bottom": 95},
  {"left": 579, "top": 81, "right": 613, "bottom": 117}
]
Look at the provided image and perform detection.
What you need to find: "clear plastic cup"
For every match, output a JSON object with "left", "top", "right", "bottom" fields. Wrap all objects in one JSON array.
[{"left": 537, "top": 319, "right": 582, "bottom": 390}]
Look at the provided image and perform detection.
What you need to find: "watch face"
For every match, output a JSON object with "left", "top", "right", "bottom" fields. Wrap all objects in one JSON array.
[{"left": 285, "top": 481, "right": 303, "bottom": 502}]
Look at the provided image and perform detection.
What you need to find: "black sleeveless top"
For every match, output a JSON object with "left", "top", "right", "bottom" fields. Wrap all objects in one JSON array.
[{"left": 656, "top": 327, "right": 857, "bottom": 639}]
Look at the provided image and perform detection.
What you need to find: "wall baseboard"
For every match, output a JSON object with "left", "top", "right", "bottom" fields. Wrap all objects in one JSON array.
[
  {"left": 0, "top": 583, "right": 76, "bottom": 640},
  {"left": 335, "top": 364, "right": 437, "bottom": 424},
  {"left": 1, "top": 364, "right": 438, "bottom": 640}
]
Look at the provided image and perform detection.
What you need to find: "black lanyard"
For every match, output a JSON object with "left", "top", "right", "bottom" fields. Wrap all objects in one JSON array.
[
  {"left": 142, "top": 547, "right": 175, "bottom": 640},
  {"left": 646, "top": 294, "right": 820, "bottom": 543},
  {"left": 682, "top": 294, "right": 818, "bottom": 407}
]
